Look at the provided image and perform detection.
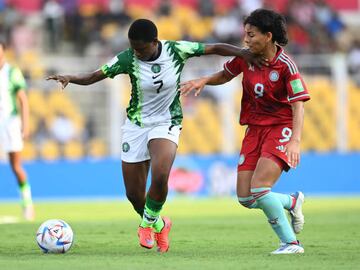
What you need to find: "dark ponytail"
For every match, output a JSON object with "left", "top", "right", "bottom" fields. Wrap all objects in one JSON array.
[{"left": 244, "top": 9, "right": 288, "bottom": 46}]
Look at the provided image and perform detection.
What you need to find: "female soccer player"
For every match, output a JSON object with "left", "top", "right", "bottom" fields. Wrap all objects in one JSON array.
[
  {"left": 47, "top": 19, "right": 264, "bottom": 253},
  {"left": 0, "top": 40, "right": 34, "bottom": 221},
  {"left": 180, "top": 9, "right": 310, "bottom": 254}
]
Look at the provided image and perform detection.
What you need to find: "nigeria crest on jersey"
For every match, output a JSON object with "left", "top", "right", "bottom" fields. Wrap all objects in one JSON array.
[
  {"left": 122, "top": 142, "right": 130, "bottom": 153},
  {"left": 151, "top": 64, "right": 161, "bottom": 73}
]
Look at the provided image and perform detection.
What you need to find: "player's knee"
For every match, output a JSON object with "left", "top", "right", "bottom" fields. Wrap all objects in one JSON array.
[
  {"left": 238, "top": 197, "right": 257, "bottom": 209},
  {"left": 152, "top": 172, "right": 169, "bottom": 187},
  {"left": 239, "top": 200, "right": 251, "bottom": 209},
  {"left": 151, "top": 180, "right": 168, "bottom": 195}
]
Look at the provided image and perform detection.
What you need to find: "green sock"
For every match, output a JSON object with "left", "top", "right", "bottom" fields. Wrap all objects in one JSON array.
[
  {"left": 140, "top": 195, "right": 165, "bottom": 232},
  {"left": 153, "top": 217, "right": 165, "bottom": 233},
  {"left": 251, "top": 187, "right": 296, "bottom": 244},
  {"left": 19, "top": 181, "right": 33, "bottom": 207}
]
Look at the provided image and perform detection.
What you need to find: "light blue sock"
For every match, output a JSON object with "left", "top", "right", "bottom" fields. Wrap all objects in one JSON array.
[
  {"left": 238, "top": 196, "right": 259, "bottom": 209},
  {"left": 251, "top": 187, "right": 296, "bottom": 244},
  {"left": 273, "top": 192, "right": 293, "bottom": 210}
]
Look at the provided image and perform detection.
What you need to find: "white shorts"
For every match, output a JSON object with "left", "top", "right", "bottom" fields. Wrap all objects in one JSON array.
[
  {"left": 0, "top": 116, "right": 23, "bottom": 153},
  {"left": 121, "top": 119, "right": 182, "bottom": 163}
]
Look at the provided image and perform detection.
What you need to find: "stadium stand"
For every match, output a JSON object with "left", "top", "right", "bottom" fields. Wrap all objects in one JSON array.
[{"left": 1, "top": 0, "right": 359, "bottom": 159}]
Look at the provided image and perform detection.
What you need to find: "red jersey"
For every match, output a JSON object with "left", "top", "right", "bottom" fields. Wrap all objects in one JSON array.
[{"left": 224, "top": 46, "right": 310, "bottom": 126}]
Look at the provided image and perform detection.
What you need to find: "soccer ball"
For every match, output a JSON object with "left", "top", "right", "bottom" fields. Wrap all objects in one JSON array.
[{"left": 36, "top": 219, "right": 74, "bottom": 253}]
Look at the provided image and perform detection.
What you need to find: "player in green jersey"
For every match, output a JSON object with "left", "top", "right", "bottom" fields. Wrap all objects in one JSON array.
[
  {"left": 0, "top": 40, "right": 34, "bottom": 221},
  {"left": 47, "top": 19, "right": 264, "bottom": 252}
]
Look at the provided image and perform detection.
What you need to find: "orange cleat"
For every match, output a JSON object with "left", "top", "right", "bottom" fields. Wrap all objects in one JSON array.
[
  {"left": 154, "top": 217, "right": 172, "bottom": 253},
  {"left": 137, "top": 226, "right": 154, "bottom": 249}
]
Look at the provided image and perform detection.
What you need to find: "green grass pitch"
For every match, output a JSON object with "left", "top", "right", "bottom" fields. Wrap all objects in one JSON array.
[{"left": 0, "top": 197, "right": 359, "bottom": 269}]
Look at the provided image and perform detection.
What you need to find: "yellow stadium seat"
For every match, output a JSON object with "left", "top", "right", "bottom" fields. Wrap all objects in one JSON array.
[
  {"left": 155, "top": 16, "right": 183, "bottom": 40},
  {"left": 126, "top": 5, "right": 153, "bottom": 19},
  {"left": 186, "top": 17, "right": 213, "bottom": 40},
  {"left": 63, "top": 140, "right": 84, "bottom": 160},
  {"left": 22, "top": 141, "right": 37, "bottom": 161},
  {"left": 28, "top": 90, "right": 47, "bottom": 118},
  {"left": 101, "top": 23, "right": 119, "bottom": 40},
  {"left": 88, "top": 138, "right": 107, "bottom": 158},
  {"left": 40, "top": 140, "right": 60, "bottom": 161}
]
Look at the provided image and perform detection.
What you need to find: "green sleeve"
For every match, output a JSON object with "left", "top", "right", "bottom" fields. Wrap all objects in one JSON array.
[
  {"left": 10, "top": 67, "right": 26, "bottom": 93},
  {"left": 169, "top": 41, "right": 205, "bottom": 61},
  {"left": 101, "top": 49, "right": 134, "bottom": 79}
]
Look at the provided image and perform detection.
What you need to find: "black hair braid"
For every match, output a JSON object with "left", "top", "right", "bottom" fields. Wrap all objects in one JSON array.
[{"left": 273, "top": 14, "right": 288, "bottom": 46}]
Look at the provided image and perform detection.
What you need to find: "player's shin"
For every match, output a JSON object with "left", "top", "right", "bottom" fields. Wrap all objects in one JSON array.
[
  {"left": 272, "top": 192, "right": 294, "bottom": 210},
  {"left": 251, "top": 187, "right": 297, "bottom": 244}
]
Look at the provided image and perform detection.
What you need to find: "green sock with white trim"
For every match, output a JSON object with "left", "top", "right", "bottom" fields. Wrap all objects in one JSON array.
[
  {"left": 140, "top": 195, "right": 165, "bottom": 232},
  {"left": 19, "top": 181, "right": 33, "bottom": 207}
]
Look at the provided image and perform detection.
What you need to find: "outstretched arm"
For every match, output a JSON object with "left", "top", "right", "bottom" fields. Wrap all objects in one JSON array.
[
  {"left": 204, "top": 44, "right": 267, "bottom": 67},
  {"left": 180, "top": 70, "right": 233, "bottom": 96},
  {"left": 46, "top": 70, "right": 106, "bottom": 89}
]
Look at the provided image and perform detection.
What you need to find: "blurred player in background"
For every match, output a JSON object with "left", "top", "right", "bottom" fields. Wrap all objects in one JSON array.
[
  {"left": 180, "top": 9, "right": 310, "bottom": 254},
  {"left": 0, "top": 39, "right": 34, "bottom": 221},
  {"left": 47, "top": 18, "right": 264, "bottom": 253}
]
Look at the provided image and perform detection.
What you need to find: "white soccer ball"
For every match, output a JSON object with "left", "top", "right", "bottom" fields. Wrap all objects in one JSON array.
[{"left": 36, "top": 219, "right": 74, "bottom": 253}]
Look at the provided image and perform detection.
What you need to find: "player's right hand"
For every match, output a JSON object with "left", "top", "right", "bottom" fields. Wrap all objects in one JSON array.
[
  {"left": 46, "top": 75, "right": 70, "bottom": 90},
  {"left": 179, "top": 78, "right": 207, "bottom": 97},
  {"left": 241, "top": 48, "right": 268, "bottom": 68}
]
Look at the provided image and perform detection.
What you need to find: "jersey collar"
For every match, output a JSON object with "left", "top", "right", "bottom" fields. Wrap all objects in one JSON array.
[{"left": 269, "top": 45, "right": 284, "bottom": 65}]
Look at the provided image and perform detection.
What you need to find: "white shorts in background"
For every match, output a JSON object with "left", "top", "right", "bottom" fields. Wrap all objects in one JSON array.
[
  {"left": 0, "top": 116, "right": 23, "bottom": 153},
  {"left": 121, "top": 119, "right": 182, "bottom": 163}
]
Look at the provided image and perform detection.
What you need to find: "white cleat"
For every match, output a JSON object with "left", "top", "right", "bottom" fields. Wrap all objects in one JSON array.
[
  {"left": 271, "top": 243, "right": 304, "bottom": 254},
  {"left": 289, "top": 191, "right": 305, "bottom": 234}
]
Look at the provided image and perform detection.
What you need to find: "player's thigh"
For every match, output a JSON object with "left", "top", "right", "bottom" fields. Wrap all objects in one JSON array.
[
  {"left": 148, "top": 124, "right": 180, "bottom": 179},
  {"left": 122, "top": 160, "right": 150, "bottom": 196},
  {"left": 237, "top": 170, "right": 254, "bottom": 197},
  {"left": 251, "top": 157, "right": 282, "bottom": 188},
  {"left": 8, "top": 151, "right": 22, "bottom": 169},
  {"left": 148, "top": 138, "right": 177, "bottom": 180}
]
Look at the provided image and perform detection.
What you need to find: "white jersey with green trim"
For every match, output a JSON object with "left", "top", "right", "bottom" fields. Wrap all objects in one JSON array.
[
  {"left": 0, "top": 63, "right": 27, "bottom": 122},
  {"left": 101, "top": 40, "right": 205, "bottom": 127}
]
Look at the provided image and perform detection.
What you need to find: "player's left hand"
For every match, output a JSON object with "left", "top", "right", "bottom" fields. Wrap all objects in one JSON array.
[
  {"left": 241, "top": 48, "right": 268, "bottom": 68},
  {"left": 22, "top": 125, "right": 30, "bottom": 140},
  {"left": 179, "top": 78, "right": 207, "bottom": 96},
  {"left": 284, "top": 139, "right": 300, "bottom": 168},
  {"left": 46, "top": 75, "right": 70, "bottom": 90}
]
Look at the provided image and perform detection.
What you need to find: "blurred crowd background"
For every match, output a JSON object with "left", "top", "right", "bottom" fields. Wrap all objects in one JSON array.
[{"left": 0, "top": 0, "right": 360, "bottom": 161}]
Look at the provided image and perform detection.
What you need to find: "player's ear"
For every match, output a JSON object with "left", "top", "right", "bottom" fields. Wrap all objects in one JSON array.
[{"left": 265, "top": 32, "right": 273, "bottom": 43}]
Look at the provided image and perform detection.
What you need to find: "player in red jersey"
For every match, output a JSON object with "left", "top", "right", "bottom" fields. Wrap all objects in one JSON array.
[{"left": 180, "top": 9, "right": 310, "bottom": 254}]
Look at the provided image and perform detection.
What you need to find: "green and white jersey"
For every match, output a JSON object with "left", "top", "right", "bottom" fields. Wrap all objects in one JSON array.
[
  {"left": 0, "top": 63, "right": 26, "bottom": 121},
  {"left": 101, "top": 40, "right": 205, "bottom": 127}
]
